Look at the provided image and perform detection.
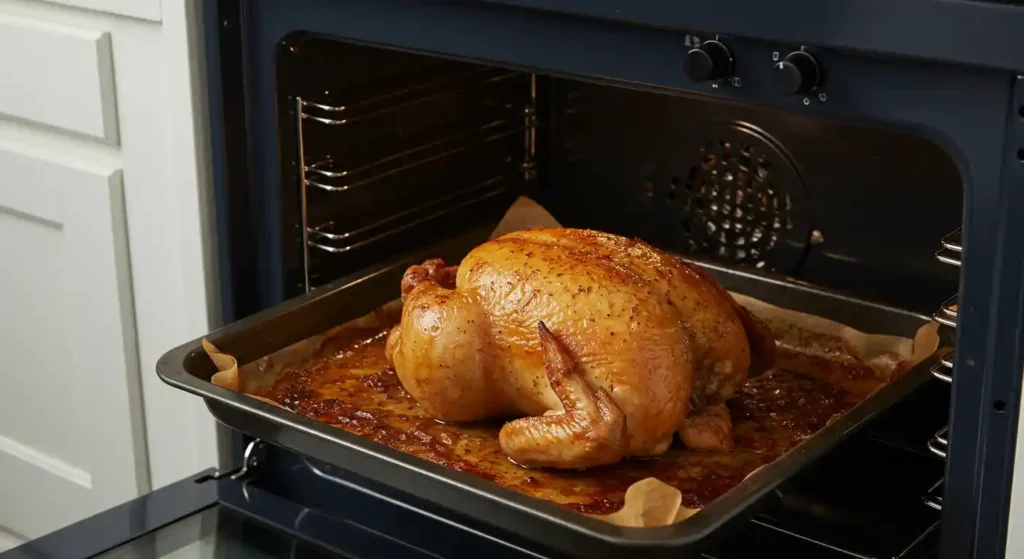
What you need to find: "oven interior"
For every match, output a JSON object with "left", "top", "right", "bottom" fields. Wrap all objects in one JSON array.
[
  {"left": 251, "top": 33, "right": 963, "bottom": 556},
  {"left": 276, "top": 34, "right": 961, "bottom": 313}
]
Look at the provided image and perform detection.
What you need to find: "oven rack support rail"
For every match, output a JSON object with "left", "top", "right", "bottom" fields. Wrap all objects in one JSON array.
[
  {"left": 924, "top": 478, "right": 944, "bottom": 512},
  {"left": 925, "top": 229, "right": 962, "bottom": 512},
  {"left": 931, "top": 350, "right": 955, "bottom": 384},
  {"left": 929, "top": 426, "right": 949, "bottom": 460},
  {"left": 930, "top": 232, "right": 961, "bottom": 386},
  {"left": 202, "top": 2, "right": 1024, "bottom": 557},
  {"left": 293, "top": 75, "right": 537, "bottom": 292},
  {"left": 936, "top": 229, "right": 962, "bottom": 268}
]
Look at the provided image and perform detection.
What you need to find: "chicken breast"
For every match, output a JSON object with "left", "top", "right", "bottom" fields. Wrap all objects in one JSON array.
[{"left": 385, "top": 228, "right": 774, "bottom": 469}]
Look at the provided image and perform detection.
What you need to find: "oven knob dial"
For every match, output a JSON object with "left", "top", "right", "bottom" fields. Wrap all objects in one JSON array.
[
  {"left": 772, "top": 51, "right": 821, "bottom": 95},
  {"left": 683, "top": 40, "right": 734, "bottom": 83}
]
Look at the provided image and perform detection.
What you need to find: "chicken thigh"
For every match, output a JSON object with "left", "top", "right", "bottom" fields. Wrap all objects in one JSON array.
[{"left": 385, "top": 228, "right": 774, "bottom": 469}]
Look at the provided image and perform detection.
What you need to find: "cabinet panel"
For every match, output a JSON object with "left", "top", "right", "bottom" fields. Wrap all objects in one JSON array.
[
  {"left": 0, "top": 15, "right": 118, "bottom": 142},
  {"left": 0, "top": 143, "right": 144, "bottom": 538},
  {"left": 39, "top": 0, "right": 161, "bottom": 22}
]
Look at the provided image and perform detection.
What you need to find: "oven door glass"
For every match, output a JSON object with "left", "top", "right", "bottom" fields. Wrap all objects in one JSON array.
[
  {"left": 3, "top": 468, "right": 447, "bottom": 559},
  {"left": 93, "top": 505, "right": 338, "bottom": 559},
  {"left": 1, "top": 469, "right": 347, "bottom": 559}
]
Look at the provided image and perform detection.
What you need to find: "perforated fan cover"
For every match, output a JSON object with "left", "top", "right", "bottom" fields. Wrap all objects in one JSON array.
[{"left": 647, "top": 122, "right": 809, "bottom": 272}]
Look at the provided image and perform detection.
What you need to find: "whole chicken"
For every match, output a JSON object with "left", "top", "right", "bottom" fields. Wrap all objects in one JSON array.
[{"left": 385, "top": 228, "right": 775, "bottom": 469}]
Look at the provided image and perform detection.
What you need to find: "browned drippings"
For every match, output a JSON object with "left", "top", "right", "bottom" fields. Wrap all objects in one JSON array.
[{"left": 257, "top": 322, "right": 890, "bottom": 515}]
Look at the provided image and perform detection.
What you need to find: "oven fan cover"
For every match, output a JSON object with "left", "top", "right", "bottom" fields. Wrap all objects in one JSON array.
[{"left": 647, "top": 122, "right": 810, "bottom": 273}]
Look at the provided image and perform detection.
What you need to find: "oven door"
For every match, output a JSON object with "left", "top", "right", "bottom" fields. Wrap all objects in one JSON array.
[
  {"left": 0, "top": 470, "right": 877, "bottom": 559},
  {"left": 0, "top": 469, "right": 453, "bottom": 559},
  {"left": 2, "top": 420, "right": 943, "bottom": 559}
]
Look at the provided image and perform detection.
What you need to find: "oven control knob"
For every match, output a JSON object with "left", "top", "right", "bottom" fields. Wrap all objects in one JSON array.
[
  {"left": 683, "top": 40, "right": 734, "bottom": 83},
  {"left": 772, "top": 51, "right": 821, "bottom": 95}
]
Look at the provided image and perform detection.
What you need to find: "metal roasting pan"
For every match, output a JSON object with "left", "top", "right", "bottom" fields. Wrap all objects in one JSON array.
[{"left": 157, "top": 226, "right": 942, "bottom": 558}]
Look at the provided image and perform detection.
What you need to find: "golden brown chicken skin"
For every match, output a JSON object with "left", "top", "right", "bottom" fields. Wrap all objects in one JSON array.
[{"left": 385, "top": 228, "right": 774, "bottom": 469}]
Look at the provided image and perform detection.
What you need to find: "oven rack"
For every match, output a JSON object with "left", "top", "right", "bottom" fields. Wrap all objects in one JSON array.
[
  {"left": 294, "top": 69, "right": 537, "bottom": 291},
  {"left": 928, "top": 426, "right": 948, "bottom": 459},
  {"left": 931, "top": 349, "right": 955, "bottom": 383},
  {"left": 923, "top": 478, "right": 944, "bottom": 512},
  {"left": 931, "top": 229, "right": 961, "bottom": 385},
  {"left": 302, "top": 118, "right": 530, "bottom": 194},
  {"left": 299, "top": 67, "right": 526, "bottom": 126},
  {"left": 935, "top": 228, "right": 962, "bottom": 267},
  {"left": 932, "top": 295, "right": 958, "bottom": 328},
  {"left": 925, "top": 228, "right": 963, "bottom": 512},
  {"left": 306, "top": 174, "right": 520, "bottom": 254}
]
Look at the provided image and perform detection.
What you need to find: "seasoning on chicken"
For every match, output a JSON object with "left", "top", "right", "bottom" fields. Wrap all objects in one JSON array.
[{"left": 385, "top": 228, "right": 775, "bottom": 469}]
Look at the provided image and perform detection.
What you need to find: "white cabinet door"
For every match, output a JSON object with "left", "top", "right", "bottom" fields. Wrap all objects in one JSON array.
[
  {"left": 0, "top": 143, "right": 145, "bottom": 540},
  {"left": 0, "top": 14, "right": 118, "bottom": 143},
  {"left": 39, "top": 0, "right": 161, "bottom": 22}
]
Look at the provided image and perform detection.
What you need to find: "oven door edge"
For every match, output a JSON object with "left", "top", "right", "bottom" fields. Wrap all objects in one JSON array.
[{"left": 1, "top": 470, "right": 220, "bottom": 559}]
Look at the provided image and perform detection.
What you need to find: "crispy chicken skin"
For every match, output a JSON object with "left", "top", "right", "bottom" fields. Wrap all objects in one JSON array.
[{"left": 385, "top": 228, "right": 774, "bottom": 469}]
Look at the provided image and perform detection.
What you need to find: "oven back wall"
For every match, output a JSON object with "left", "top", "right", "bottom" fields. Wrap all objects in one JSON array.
[{"left": 541, "top": 78, "right": 962, "bottom": 313}]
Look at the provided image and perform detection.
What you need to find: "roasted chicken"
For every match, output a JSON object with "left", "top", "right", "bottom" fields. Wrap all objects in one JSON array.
[{"left": 385, "top": 228, "right": 775, "bottom": 469}]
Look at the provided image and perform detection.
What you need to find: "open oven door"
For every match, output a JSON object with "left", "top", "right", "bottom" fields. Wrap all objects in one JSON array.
[
  {"left": 0, "top": 444, "right": 353, "bottom": 559},
  {"left": 0, "top": 455, "right": 453, "bottom": 559},
  {"left": 0, "top": 475, "right": 347, "bottom": 559},
  {"left": 0, "top": 443, "right": 553, "bottom": 559},
  {"left": 2, "top": 440, "right": 548, "bottom": 559},
  {"left": 2, "top": 470, "right": 225, "bottom": 559},
  {"left": 2, "top": 427, "right": 945, "bottom": 559}
]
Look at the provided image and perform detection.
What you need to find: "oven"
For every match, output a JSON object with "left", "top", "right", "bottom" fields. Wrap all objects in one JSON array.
[{"left": 8, "top": 1, "right": 1024, "bottom": 558}]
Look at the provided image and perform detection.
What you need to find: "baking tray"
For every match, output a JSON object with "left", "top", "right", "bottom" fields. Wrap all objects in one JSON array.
[{"left": 156, "top": 229, "right": 942, "bottom": 558}]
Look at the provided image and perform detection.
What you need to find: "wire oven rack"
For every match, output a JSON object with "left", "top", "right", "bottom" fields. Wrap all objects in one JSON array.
[
  {"left": 927, "top": 227, "right": 962, "bottom": 510},
  {"left": 935, "top": 229, "right": 962, "bottom": 268},
  {"left": 924, "top": 479, "right": 944, "bottom": 512},
  {"left": 294, "top": 68, "right": 537, "bottom": 291}
]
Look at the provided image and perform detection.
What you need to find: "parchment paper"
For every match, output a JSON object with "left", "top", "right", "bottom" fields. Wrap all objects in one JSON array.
[{"left": 204, "top": 196, "right": 940, "bottom": 528}]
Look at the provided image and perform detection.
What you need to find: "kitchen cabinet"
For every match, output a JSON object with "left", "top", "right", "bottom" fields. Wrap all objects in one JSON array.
[
  {"left": 0, "top": 143, "right": 141, "bottom": 542},
  {"left": 39, "top": 0, "right": 161, "bottom": 22},
  {"left": 0, "top": 15, "right": 118, "bottom": 142},
  {"left": 0, "top": 0, "right": 216, "bottom": 548}
]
